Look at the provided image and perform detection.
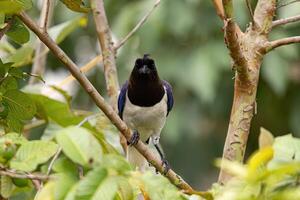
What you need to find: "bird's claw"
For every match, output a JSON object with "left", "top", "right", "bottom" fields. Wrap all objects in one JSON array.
[
  {"left": 155, "top": 158, "right": 170, "bottom": 175},
  {"left": 127, "top": 130, "right": 140, "bottom": 146},
  {"left": 162, "top": 158, "right": 171, "bottom": 175}
]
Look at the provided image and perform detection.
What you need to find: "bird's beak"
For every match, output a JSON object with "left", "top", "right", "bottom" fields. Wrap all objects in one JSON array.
[{"left": 139, "top": 65, "right": 150, "bottom": 74}]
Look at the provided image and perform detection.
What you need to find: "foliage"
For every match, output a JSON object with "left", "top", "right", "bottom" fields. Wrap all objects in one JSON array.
[
  {"left": 213, "top": 133, "right": 300, "bottom": 200},
  {"left": 1, "top": 0, "right": 300, "bottom": 199}
]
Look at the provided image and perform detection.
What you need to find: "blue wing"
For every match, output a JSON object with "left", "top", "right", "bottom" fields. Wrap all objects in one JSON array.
[
  {"left": 118, "top": 81, "right": 129, "bottom": 119},
  {"left": 162, "top": 80, "right": 174, "bottom": 116}
]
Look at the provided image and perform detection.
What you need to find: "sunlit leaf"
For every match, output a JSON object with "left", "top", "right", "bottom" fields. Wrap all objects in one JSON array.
[
  {"left": 10, "top": 140, "right": 59, "bottom": 172},
  {"left": 55, "top": 126, "right": 103, "bottom": 167},
  {"left": 0, "top": 175, "right": 14, "bottom": 198},
  {"left": 5, "top": 45, "right": 34, "bottom": 67}
]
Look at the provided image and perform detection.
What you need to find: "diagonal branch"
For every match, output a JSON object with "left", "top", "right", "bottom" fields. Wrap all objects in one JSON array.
[
  {"left": 29, "top": 0, "right": 54, "bottom": 84},
  {"left": 272, "top": 14, "right": 300, "bottom": 28},
  {"left": 90, "top": 0, "right": 119, "bottom": 111},
  {"left": 114, "top": 0, "right": 161, "bottom": 49},
  {"left": 0, "top": 168, "right": 48, "bottom": 181},
  {"left": 212, "top": 0, "right": 225, "bottom": 20},
  {"left": 17, "top": 11, "right": 194, "bottom": 194},
  {"left": 253, "top": 0, "right": 276, "bottom": 34},
  {"left": 265, "top": 36, "right": 300, "bottom": 52}
]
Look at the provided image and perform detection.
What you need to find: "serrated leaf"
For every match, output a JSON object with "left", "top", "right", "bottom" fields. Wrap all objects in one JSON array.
[
  {"left": 1, "top": 175, "right": 14, "bottom": 198},
  {"left": 75, "top": 167, "right": 108, "bottom": 199},
  {"left": 49, "top": 16, "right": 88, "bottom": 44},
  {"left": 60, "top": 0, "right": 90, "bottom": 13},
  {"left": 2, "top": 89, "right": 36, "bottom": 120},
  {"left": 55, "top": 126, "right": 103, "bottom": 167},
  {"left": 5, "top": 18, "right": 30, "bottom": 44},
  {"left": 259, "top": 127, "right": 274, "bottom": 149},
  {"left": 10, "top": 140, "right": 59, "bottom": 172}
]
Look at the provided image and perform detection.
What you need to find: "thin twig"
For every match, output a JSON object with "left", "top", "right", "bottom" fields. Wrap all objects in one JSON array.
[
  {"left": 29, "top": 0, "right": 54, "bottom": 84},
  {"left": 0, "top": 18, "right": 14, "bottom": 40},
  {"left": 212, "top": 0, "right": 225, "bottom": 20},
  {"left": 90, "top": 0, "right": 119, "bottom": 110},
  {"left": 17, "top": 11, "right": 194, "bottom": 193},
  {"left": 0, "top": 168, "right": 48, "bottom": 181},
  {"left": 277, "top": 0, "right": 300, "bottom": 8},
  {"left": 245, "top": 0, "right": 254, "bottom": 25},
  {"left": 114, "top": 0, "right": 161, "bottom": 49},
  {"left": 266, "top": 36, "right": 300, "bottom": 52},
  {"left": 272, "top": 14, "right": 300, "bottom": 27}
]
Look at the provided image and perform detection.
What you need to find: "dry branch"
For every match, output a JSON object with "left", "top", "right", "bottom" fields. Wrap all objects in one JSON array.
[
  {"left": 212, "top": 0, "right": 225, "bottom": 20},
  {"left": 90, "top": 0, "right": 119, "bottom": 110},
  {"left": 272, "top": 15, "right": 300, "bottom": 27},
  {"left": 17, "top": 11, "right": 194, "bottom": 193},
  {"left": 266, "top": 36, "right": 300, "bottom": 51},
  {"left": 29, "top": 0, "right": 54, "bottom": 84},
  {"left": 216, "top": 0, "right": 276, "bottom": 184},
  {"left": 114, "top": 0, "right": 161, "bottom": 49},
  {"left": 0, "top": 168, "right": 48, "bottom": 181}
]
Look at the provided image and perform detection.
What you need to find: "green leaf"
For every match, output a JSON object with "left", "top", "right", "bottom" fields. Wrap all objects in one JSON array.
[
  {"left": 8, "top": 67, "right": 23, "bottom": 78},
  {"left": 0, "top": 0, "right": 32, "bottom": 14},
  {"left": 5, "top": 18, "right": 30, "bottom": 44},
  {"left": 0, "top": 59, "right": 12, "bottom": 78},
  {"left": 139, "top": 172, "right": 187, "bottom": 200},
  {"left": 5, "top": 45, "right": 34, "bottom": 67},
  {"left": 49, "top": 16, "right": 88, "bottom": 44},
  {"left": 102, "top": 154, "right": 132, "bottom": 174},
  {"left": 59, "top": 0, "right": 90, "bottom": 13},
  {"left": 0, "top": 1, "right": 23, "bottom": 14},
  {"left": 55, "top": 126, "right": 103, "bottom": 167},
  {"left": 35, "top": 181, "right": 55, "bottom": 200},
  {"left": 269, "top": 135, "right": 300, "bottom": 168},
  {"left": 10, "top": 140, "right": 59, "bottom": 172},
  {"left": 116, "top": 177, "right": 134, "bottom": 200},
  {"left": 52, "top": 156, "right": 78, "bottom": 175},
  {"left": 2, "top": 89, "right": 36, "bottom": 120},
  {"left": 0, "top": 132, "right": 27, "bottom": 145},
  {"left": 0, "top": 76, "right": 18, "bottom": 93},
  {"left": 0, "top": 14, "right": 5, "bottom": 28},
  {"left": 53, "top": 173, "right": 78, "bottom": 200},
  {"left": 75, "top": 167, "right": 110, "bottom": 200},
  {"left": 1, "top": 175, "right": 14, "bottom": 198}
]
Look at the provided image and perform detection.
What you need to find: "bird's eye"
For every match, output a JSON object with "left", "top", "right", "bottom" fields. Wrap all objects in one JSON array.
[
  {"left": 135, "top": 59, "right": 143, "bottom": 68},
  {"left": 147, "top": 60, "right": 155, "bottom": 69}
]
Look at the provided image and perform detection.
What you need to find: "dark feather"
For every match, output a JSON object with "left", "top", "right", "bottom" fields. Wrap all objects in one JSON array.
[
  {"left": 118, "top": 81, "right": 128, "bottom": 119},
  {"left": 162, "top": 80, "right": 174, "bottom": 116}
]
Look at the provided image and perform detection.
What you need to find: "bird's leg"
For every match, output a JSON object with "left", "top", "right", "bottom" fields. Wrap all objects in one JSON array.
[
  {"left": 154, "top": 144, "right": 171, "bottom": 175},
  {"left": 127, "top": 130, "right": 140, "bottom": 146}
]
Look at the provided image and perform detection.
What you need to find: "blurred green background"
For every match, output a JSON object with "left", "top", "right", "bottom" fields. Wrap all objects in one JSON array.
[{"left": 20, "top": 0, "right": 300, "bottom": 189}]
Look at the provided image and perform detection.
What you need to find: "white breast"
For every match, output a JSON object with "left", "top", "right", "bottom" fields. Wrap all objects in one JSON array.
[{"left": 123, "top": 93, "right": 168, "bottom": 142}]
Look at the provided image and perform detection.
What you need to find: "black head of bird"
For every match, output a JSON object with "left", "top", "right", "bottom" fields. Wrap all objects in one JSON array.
[{"left": 130, "top": 54, "right": 160, "bottom": 82}]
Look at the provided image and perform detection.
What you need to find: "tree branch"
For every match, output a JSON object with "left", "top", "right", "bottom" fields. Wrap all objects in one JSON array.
[
  {"left": 90, "top": 0, "right": 119, "bottom": 110},
  {"left": 212, "top": 0, "right": 225, "bottom": 20},
  {"left": 114, "top": 0, "right": 161, "bottom": 49},
  {"left": 17, "top": 11, "right": 194, "bottom": 193},
  {"left": 266, "top": 36, "right": 300, "bottom": 52},
  {"left": 0, "top": 17, "right": 14, "bottom": 40},
  {"left": 29, "top": 0, "right": 54, "bottom": 84},
  {"left": 0, "top": 168, "right": 48, "bottom": 181},
  {"left": 253, "top": 0, "right": 276, "bottom": 33},
  {"left": 272, "top": 14, "right": 300, "bottom": 27}
]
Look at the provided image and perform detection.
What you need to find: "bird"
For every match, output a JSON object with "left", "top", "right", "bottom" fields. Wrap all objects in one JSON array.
[{"left": 118, "top": 54, "right": 173, "bottom": 173}]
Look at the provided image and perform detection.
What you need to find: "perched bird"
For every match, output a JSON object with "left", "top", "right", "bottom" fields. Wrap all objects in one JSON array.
[{"left": 118, "top": 54, "right": 173, "bottom": 173}]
